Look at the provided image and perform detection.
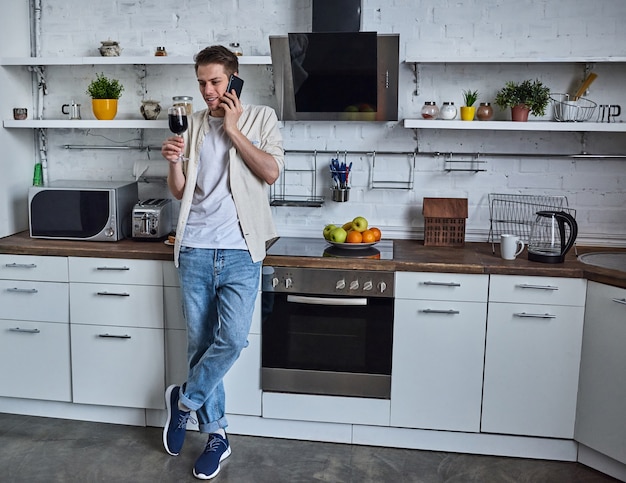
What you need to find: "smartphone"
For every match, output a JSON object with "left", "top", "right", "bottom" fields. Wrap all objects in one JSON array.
[{"left": 226, "top": 74, "right": 244, "bottom": 98}]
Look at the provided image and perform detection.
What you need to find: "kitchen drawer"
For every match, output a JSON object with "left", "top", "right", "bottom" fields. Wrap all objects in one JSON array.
[
  {"left": 0, "top": 280, "right": 68, "bottom": 322},
  {"left": 70, "top": 323, "right": 165, "bottom": 409},
  {"left": 0, "top": 254, "right": 68, "bottom": 282},
  {"left": 0, "top": 319, "right": 71, "bottom": 402},
  {"left": 70, "top": 282, "right": 163, "bottom": 328},
  {"left": 395, "top": 272, "right": 488, "bottom": 302},
  {"left": 489, "top": 275, "right": 586, "bottom": 306},
  {"left": 69, "top": 257, "right": 162, "bottom": 285}
]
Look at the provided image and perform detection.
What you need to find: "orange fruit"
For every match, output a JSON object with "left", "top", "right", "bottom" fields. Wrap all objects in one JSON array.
[
  {"left": 369, "top": 227, "right": 382, "bottom": 241},
  {"left": 345, "top": 230, "right": 363, "bottom": 243},
  {"left": 361, "top": 229, "right": 376, "bottom": 243}
]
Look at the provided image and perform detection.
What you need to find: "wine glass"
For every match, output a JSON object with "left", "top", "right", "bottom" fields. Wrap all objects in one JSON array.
[{"left": 168, "top": 106, "right": 189, "bottom": 161}]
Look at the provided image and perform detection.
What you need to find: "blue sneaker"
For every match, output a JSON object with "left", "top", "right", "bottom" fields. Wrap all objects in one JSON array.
[
  {"left": 192, "top": 432, "right": 231, "bottom": 480},
  {"left": 163, "top": 384, "right": 193, "bottom": 456}
]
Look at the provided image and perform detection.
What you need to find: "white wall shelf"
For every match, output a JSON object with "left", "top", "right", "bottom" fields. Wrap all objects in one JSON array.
[
  {"left": 403, "top": 119, "right": 626, "bottom": 133},
  {"left": 404, "top": 57, "right": 626, "bottom": 64},
  {"left": 0, "top": 55, "right": 272, "bottom": 66},
  {"left": 3, "top": 119, "right": 169, "bottom": 129}
]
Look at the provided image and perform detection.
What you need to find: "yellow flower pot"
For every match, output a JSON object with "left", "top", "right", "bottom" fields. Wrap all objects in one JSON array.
[
  {"left": 460, "top": 106, "right": 476, "bottom": 121},
  {"left": 92, "top": 99, "right": 118, "bottom": 120}
]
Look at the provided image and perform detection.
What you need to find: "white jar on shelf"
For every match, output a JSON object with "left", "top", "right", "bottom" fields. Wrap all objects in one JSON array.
[{"left": 440, "top": 102, "right": 457, "bottom": 120}]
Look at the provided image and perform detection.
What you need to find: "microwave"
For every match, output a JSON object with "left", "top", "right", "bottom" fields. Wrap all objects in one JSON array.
[{"left": 29, "top": 180, "right": 138, "bottom": 241}]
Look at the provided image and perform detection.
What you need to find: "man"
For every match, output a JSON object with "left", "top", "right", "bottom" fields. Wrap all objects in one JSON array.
[{"left": 161, "top": 45, "right": 284, "bottom": 480}]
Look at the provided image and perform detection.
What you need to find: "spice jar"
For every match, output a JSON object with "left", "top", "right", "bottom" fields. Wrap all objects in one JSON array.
[
  {"left": 477, "top": 102, "right": 494, "bottom": 121},
  {"left": 229, "top": 42, "right": 243, "bottom": 56},
  {"left": 172, "top": 96, "right": 193, "bottom": 116},
  {"left": 421, "top": 101, "right": 439, "bottom": 120},
  {"left": 155, "top": 46, "right": 167, "bottom": 56},
  {"left": 440, "top": 102, "right": 457, "bottom": 120}
]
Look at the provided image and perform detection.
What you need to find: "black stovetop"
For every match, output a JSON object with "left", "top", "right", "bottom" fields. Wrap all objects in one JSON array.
[{"left": 266, "top": 237, "right": 394, "bottom": 260}]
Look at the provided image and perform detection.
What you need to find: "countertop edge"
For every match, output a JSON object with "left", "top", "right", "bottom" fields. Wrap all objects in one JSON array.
[{"left": 1, "top": 232, "right": 625, "bottom": 288}]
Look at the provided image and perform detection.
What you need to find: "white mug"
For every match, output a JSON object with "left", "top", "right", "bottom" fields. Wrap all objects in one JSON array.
[{"left": 500, "top": 234, "right": 525, "bottom": 260}]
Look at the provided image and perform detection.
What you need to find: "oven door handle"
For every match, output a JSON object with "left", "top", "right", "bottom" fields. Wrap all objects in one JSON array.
[{"left": 286, "top": 295, "right": 367, "bottom": 306}]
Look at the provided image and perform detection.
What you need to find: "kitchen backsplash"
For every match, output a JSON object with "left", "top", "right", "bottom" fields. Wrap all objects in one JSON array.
[{"left": 35, "top": 0, "right": 626, "bottom": 245}]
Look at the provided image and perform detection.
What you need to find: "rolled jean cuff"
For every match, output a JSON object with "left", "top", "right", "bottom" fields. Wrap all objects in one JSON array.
[{"left": 199, "top": 416, "right": 228, "bottom": 434}]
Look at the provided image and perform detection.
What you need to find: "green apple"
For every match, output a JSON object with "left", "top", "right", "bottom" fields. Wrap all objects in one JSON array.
[
  {"left": 352, "top": 216, "right": 368, "bottom": 233},
  {"left": 323, "top": 224, "right": 337, "bottom": 240},
  {"left": 329, "top": 227, "right": 348, "bottom": 243}
]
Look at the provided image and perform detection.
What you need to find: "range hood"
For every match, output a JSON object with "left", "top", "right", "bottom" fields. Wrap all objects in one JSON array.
[{"left": 269, "top": 0, "right": 399, "bottom": 122}]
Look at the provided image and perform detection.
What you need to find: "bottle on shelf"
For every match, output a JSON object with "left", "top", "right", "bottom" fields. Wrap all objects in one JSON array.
[
  {"left": 421, "top": 101, "right": 439, "bottom": 120},
  {"left": 477, "top": 102, "right": 494, "bottom": 121},
  {"left": 229, "top": 42, "right": 243, "bottom": 56},
  {"left": 440, "top": 102, "right": 457, "bottom": 120}
]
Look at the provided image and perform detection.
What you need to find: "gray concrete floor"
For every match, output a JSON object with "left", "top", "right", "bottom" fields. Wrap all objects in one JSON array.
[{"left": 0, "top": 412, "right": 619, "bottom": 482}]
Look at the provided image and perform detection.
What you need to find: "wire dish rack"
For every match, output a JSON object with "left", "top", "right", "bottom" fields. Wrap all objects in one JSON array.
[{"left": 488, "top": 193, "right": 571, "bottom": 253}]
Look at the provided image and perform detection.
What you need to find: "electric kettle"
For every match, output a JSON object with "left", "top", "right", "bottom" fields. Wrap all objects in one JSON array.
[{"left": 528, "top": 210, "right": 578, "bottom": 263}]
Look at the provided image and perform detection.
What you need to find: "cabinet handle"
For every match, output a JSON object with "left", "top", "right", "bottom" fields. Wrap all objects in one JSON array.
[
  {"left": 9, "top": 327, "right": 41, "bottom": 334},
  {"left": 98, "top": 333, "right": 131, "bottom": 339},
  {"left": 420, "top": 308, "right": 460, "bottom": 314},
  {"left": 516, "top": 284, "right": 559, "bottom": 291},
  {"left": 513, "top": 312, "right": 557, "bottom": 319},
  {"left": 6, "top": 287, "right": 38, "bottom": 294},
  {"left": 5, "top": 263, "right": 37, "bottom": 269},
  {"left": 96, "top": 291, "right": 130, "bottom": 297},
  {"left": 96, "top": 266, "right": 130, "bottom": 271},
  {"left": 611, "top": 298, "right": 626, "bottom": 306},
  {"left": 422, "top": 281, "right": 461, "bottom": 287}
]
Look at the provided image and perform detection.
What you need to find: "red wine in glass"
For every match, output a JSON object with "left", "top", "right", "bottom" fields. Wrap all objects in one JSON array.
[{"left": 168, "top": 106, "right": 188, "bottom": 135}]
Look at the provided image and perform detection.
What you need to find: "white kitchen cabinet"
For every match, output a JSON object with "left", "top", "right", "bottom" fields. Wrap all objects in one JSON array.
[
  {"left": 0, "top": 255, "right": 71, "bottom": 402},
  {"left": 162, "top": 261, "right": 262, "bottom": 416},
  {"left": 575, "top": 281, "right": 626, "bottom": 465},
  {"left": 482, "top": 275, "right": 586, "bottom": 439},
  {"left": 391, "top": 272, "right": 488, "bottom": 432},
  {"left": 69, "top": 257, "right": 165, "bottom": 409}
]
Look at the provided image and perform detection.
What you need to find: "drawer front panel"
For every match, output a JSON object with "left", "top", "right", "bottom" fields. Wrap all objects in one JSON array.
[
  {"left": 489, "top": 275, "right": 586, "bottom": 306},
  {"left": 69, "top": 257, "right": 162, "bottom": 285},
  {"left": 0, "top": 280, "right": 68, "bottom": 322},
  {"left": 71, "top": 324, "right": 165, "bottom": 409},
  {"left": 396, "top": 272, "right": 488, "bottom": 302},
  {"left": 0, "top": 319, "right": 71, "bottom": 401},
  {"left": 70, "top": 283, "right": 163, "bottom": 328},
  {"left": 0, "top": 255, "right": 68, "bottom": 282}
]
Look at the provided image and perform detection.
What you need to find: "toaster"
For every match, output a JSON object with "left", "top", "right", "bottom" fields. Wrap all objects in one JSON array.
[{"left": 132, "top": 198, "right": 172, "bottom": 240}]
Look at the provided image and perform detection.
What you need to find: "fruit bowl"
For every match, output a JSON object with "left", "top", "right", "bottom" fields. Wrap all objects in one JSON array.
[{"left": 326, "top": 241, "right": 379, "bottom": 250}]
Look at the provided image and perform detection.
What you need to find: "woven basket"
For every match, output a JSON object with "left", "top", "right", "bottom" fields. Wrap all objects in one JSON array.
[{"left": 423, "top": 198, "right": 468, "bottom": 247}]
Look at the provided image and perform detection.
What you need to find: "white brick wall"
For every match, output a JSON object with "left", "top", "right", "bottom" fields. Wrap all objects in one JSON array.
[{"left": 31, "top": 0, "right": 626, "bottom": 244}]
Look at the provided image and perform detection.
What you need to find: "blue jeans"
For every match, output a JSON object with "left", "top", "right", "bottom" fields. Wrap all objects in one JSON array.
[{"left": 177, "top": 247, "right": 260, "bottom": 434}]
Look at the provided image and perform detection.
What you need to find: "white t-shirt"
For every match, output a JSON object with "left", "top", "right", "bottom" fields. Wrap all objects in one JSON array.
[{"left": 182, "top": 116, "right": 247, "bottom": 250}]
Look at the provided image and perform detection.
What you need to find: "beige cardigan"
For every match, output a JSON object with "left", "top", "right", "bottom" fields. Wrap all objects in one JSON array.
[{"left": 172, "top": 105, "right": 284, "bottom": 266}]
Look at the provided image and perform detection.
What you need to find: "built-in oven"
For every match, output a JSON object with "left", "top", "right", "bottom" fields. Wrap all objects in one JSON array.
[{"left": 261, "top": 266, "right": 394, "bottom": 399}]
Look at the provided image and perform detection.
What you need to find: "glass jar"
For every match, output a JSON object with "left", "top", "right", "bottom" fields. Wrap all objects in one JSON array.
[
  {"left": 440, "top": 101, "right": 457, "bottom": 120},
  {"left": 477, "top": 102, "right": 494, "bottom": 121},
  {"left": 172, "top": 96, "right": 193, "bottom": 116},
  {"left": 421, "top": 101, "right": 439, "bottom": 120},
  {"left": 155, "top": 46, "right": 167, "bottom": 56},
  {"left": 229, "top": 42, "right": 243, "bottom": 56}
]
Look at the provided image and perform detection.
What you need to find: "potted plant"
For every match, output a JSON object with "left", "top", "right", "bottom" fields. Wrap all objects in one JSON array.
[
  {"left": 460, "top": 89, "right": 478, "bottom": 121},
  {"left": 86, "top": 73, "right": 124, "bottom": 120},
  {"left": 494, "top": 79, "right": 550, "bottom": 122}
]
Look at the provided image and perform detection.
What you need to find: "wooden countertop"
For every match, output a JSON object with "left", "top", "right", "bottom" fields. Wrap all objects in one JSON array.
[{"left": 1, "top": 231, "right": 625, "bottom": 288}]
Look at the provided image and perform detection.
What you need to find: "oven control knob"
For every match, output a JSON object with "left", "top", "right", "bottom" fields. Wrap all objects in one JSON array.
[
  {"left": 378, "top": 281, "right": 387, "bottom": 293},
  {"left": 285, "top": 278, "right": 293, "bottom": 289},
  {"left": 272, "top": 277, "right": 279, "bottom": 288},
  {"left": 363, "top": 281, "right": 373, "bottom": 291},
  {"left": 349, "top": 280, "right": 359, "bottom": 290},
  {"left": 336, "top": 279, "right": 346, "bottom": 290}
]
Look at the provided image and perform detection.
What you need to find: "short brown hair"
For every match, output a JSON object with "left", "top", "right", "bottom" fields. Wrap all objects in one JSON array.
[{"left": 194, "top": 45, "right": 239, "bottom": 75}]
